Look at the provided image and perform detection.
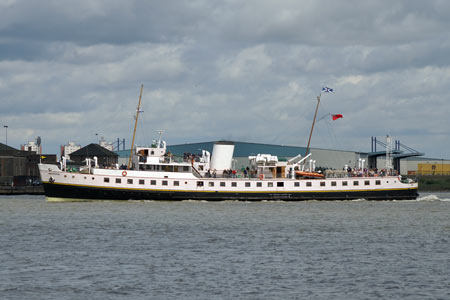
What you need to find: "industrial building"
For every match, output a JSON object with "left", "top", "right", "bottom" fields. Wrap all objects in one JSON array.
[
  {"left": 0, "top": 143, "right": 56, "bottom": 191},
  {"left": 115, "top": 140, "right": 449, "bottom": 176}
]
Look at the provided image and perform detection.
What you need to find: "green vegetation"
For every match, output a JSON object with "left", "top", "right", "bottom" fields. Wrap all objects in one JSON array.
[{"left": 416, "top": 175, "right": 450, "bottom": 191}]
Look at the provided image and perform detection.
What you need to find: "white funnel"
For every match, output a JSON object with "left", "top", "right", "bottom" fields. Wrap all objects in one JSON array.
[{"left": 210, "top": 141, "right": 235, "bottom": 173}]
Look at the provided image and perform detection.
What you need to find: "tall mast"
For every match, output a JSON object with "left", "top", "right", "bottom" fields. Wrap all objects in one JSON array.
[
  {"left": 128, "top": 84, "right": 144, "bottom": 169},
  {"left": 305, "top": 95, "right": 321, "bottom": 156}
]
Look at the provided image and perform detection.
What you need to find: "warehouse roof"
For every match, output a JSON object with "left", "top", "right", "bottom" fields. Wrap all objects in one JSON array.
[{"left": 71, "top": 143, "right": 118, "bottom": 158}]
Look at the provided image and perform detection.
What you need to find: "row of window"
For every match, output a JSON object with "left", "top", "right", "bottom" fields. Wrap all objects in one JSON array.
[
  {"left": 101, "top": 177, "right": 383, "bottom": 187},
  {"left": 104, "top": 177, "right": 178, "bottom": 186}
]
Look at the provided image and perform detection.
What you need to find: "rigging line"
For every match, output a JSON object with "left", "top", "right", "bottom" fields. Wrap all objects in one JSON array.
[
  {"left": 317, "top": 113, "right": 331, "bottom": 122},
  {"left": 320, "top": 118, "right": 345, "bottom": 169}
]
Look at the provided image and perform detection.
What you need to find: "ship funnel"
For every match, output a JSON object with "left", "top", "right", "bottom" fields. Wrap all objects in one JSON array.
[{"left": 210, "top": 141, "right": 235, "bottom": 173}]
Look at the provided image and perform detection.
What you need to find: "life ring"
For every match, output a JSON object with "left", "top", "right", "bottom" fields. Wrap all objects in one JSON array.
[
  {"left": 259, "top": 174, "right": 264, "bottom": 180},
  {"left": 122, "top": 171, "right": 127, "bottom": 176}
]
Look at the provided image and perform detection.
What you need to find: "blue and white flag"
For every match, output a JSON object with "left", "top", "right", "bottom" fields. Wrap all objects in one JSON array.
[{"left": 322, "top": 87, "right": 333, "bottom": 93}]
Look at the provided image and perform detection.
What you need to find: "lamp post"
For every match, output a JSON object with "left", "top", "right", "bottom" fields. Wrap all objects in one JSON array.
[{"left": 3, "top": 125, "right": 7, "bottom": 146}]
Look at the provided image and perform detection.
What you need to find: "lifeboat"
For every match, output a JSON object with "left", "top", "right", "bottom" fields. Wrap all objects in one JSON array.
[{"left": 295, "top": 171, "right": 325, "bottom": 178}]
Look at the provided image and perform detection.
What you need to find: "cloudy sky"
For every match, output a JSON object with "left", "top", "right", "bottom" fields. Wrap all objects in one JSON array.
[{"left": 1, "top": 0, "right": 449, "bottom": 158}]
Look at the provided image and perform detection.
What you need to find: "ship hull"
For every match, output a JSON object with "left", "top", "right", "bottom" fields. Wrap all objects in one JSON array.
[{"left": 43, "top": 182, "right": 418, "bottom": 202}]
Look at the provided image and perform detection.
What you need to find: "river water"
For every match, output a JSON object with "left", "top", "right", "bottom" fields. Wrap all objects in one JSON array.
[{"left": 1, "top": 193, "right": 450, "bottom": 300}]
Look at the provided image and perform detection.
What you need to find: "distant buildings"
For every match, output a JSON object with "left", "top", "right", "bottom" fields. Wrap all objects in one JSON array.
[
  {"left": 70, "top": 143, "right": 118, "bottom": 166},
  {"left": 21, "top": 137, "right": 42, "bottom": 155},
  {"left": 61, "top": 139, "right": 114, "bottom": 161},
  {"left": 60, "top": 141, "right": 81, "bottom": 161},
  {"left": 99, "top": 138, "right": 114, "bottom": 151}
]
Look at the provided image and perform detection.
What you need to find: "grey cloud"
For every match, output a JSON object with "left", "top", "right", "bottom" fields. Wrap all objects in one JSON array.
[{"left": 1, "top": 0, "right": 449, "bottom": 158}]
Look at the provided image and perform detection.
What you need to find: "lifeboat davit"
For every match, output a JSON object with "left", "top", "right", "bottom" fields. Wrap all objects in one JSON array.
[{"left": 295, "top": 171, "right": 325, "bottom": 178}]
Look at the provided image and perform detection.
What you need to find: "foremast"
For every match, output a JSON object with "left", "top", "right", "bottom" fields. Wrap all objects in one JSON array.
[{"left": 128, "top": 84, "right": 144, "bottom": 169}]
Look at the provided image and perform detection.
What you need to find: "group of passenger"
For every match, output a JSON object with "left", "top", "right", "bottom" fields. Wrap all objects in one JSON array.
[{"left": 183, "top": 152, "right": 200, "bottom": 163}]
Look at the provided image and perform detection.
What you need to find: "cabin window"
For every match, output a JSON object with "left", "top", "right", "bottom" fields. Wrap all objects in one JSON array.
[
  {"left": 277, "top": 182, "right": 284, "bottom": 187},
  {"left": 104, "top": 178, "right": 110, "bottom": 183},
  {"left": 116, "top": 178, "right": 121, "bottom": 184},
  {"left": 127, "top": 179, "right": 133, "bottom": 184},
  {"left": 197, "top": 181, "right": 204, "bottom": 187},
  {"left": 245, "top": 182, "right": 251, "bottom": 187},
  {"left": 365, "top": 180, "right": 370, "bottom": 186},
  {"left": 257, "top": 182, "right": 262, "bottom": 187},
  {"left": 174, "top": 181, "right": 179, "bottom": 186},
  {"left": 151, "top": 151, "right": 154, "bottom": 155},
  {"left": 306, "top": 182, "right": 312, "bottom": 187},
  {"left": 268, "top": 182, "right": 273, "bottom": 187},
  {"left": 139, "top": 179, "right": 145, "bottom": 185},
  {"left": 342, "top": 181, "right": 348, "bottom": 186},
  {"left": 209, "top": 182, "right": 214, "bottom": 187},
  {"left": 331, "top": 181, "right": 336, "bottom": 186},
  {"left": 183, "top": 166, "right": 189, "bottom": 172},
  {"left": 294, "top": 182, "right": 300, "bottom": 187},
  {"left": 220, "top": 182, "right": 226, "bottom": 187},
  {"left": 320, "top": 182, "right": 326, "bottom": 187},
  {"left": 353, "top": 181, "right": 359, "bottom": 186},
  {"left": 150, "top": 180, "right": 156, "bottom": 185},
  {"left": 231, "top": 182, "right": 237, "bottom": 187},
  {"left": 375, "top": 180, "right": 381, "bottom": 185},
  {"left": 162, "top": 180, "right": 168, "bottom": 186}
]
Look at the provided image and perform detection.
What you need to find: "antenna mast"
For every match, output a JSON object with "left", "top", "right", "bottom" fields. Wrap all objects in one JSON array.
[
  {"left": 128, "top": 84, "right": 144, "bottom": 169},
  {"left": 385, "top": 135, "right": 393, "bottom": 175},
  {"left": 305, "top": 95, "right": 321, "bottom": 156}
]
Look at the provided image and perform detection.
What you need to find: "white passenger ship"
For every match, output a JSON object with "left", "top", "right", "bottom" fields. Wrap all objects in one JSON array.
[
  {"left": 38, "top": 137, "right": 418, "bottom": 201},
  {"left": 38, "top": 85, "right": 418, "bottom": 201}
]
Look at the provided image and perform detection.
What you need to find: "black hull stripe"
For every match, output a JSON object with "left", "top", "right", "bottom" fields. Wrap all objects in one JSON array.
[{"left": 43, "top": 183, "right": 418, "bottom": 201}]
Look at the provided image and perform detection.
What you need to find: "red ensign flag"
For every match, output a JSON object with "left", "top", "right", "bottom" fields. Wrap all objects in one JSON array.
[{"left": 332, "top": 114, "right": 343, "bottom": 120}]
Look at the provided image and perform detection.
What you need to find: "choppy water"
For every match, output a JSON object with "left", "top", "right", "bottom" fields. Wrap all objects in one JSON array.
[{"left": 1, "top": 193, "right": 450, "bottom": 300}]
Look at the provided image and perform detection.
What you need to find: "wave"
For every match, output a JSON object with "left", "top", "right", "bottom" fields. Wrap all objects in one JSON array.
[{"left": 415, "top": 194, "right": 450, "bottom": 202}]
